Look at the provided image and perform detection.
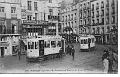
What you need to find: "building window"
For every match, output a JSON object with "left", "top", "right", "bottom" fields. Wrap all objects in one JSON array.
[
  {"left": 49, "top": 9, "right": 53, "bottom": 15},
  {"left": 27, "top": 15, "right": 32, "bottom": 20},
  {"left": 12, "top": 24, "right": 17, "bottom": 34},
  {"left": 80, "top": 20, "right": 82, "bottom": 25},
  {"left": 106, "top": 0, "right": 109, "bottom": 7},
  {"left": 28, "top": 1, "right": 32, "bottom": 10},
  {"left": 112, "top": 7, "right": 115, "bottom": 14},
  {"left": 111, "top": 16, "right": 115, "bottom": 24},
  {"left": 11, "top": 7, "right": 16, "bottom": 13},
  {"left": 35, "top": 13, "right": 38, "bottom": 20},
  {"left": 92, "top": 12, "right": 94, "bottom": 18},
  {"left": 0, "top": 7, "right": 4, "bottom": 12},
  {"left": 111, "top": 0, "right": 115, "bottom": 6},
  {"left": 106, "top": 8, "right": 109, "bottom": 15},
  {"left": 102, "top": 18, "right": 104, "bottom": 25},
  {"left": 93, "top": 28, "right": 95, "bottom": 34},
  {"left": 71, "top": 22, "right": 73, "bottom": 28},
  {"left": 65, "top": 16, "right": 67, "bottom": 21},
  {"left": 92, "top": 4, "right": 94, "bottom": 11},
  {"left": 74, "top": 13, "right": 76, "bottom": 20},
  {"left": 102, "top": 27, "right": 104, "bottom": 34},
  {"left": 71, "top": 14, "right": 73, "bottom": 20},
  {"left": 96, "top": 3, "right": 99, "bottom": 10},
  {"left": 107, "top": 26, "right": 110, "bottom": 33},
  {"left": 101, "top": 1, "right": 104, "bottom": 8},
  {"left": 68, "top": 22, "right": 70, "bottom": 27},
  {"left": 62, "top": 16, "right": 64, "bottom": 21},
  {"left": 97, "top": 27, "right": 100, "bottom": 34},
  {"left": 106, "top": 17, "right": 109, "bottom": 24},
  {"left": 34, "top": 2, "right": 38, "bottom": 11},
  {"left": 92, "top": 19, "right": 95, "bottom": 25},
  {"left": 49, "top": 0, "right": 52, "bottom": 3},
  {"left": 96, "top": 11, "right": 99, "bottom": 17},
  {"left": 97, "top": 19, "right": 99, "bottom": 24},
  {"left": 101, "top": 10, "right": 104, "bottom": 16},
  {"left": 75, "top": 21, "right": 76, "bottom": 24},
  {"left": 68, "top": 15, "right": 70, "bottom": 20}
]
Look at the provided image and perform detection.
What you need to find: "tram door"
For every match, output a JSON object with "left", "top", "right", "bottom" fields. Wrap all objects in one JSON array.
[{"left": 39, "top": 40, "right": 44, "bottom": 56}]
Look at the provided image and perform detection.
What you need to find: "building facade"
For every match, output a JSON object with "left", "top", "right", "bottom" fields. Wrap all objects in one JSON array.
[
  {"left": 78, "top": 0, "right": 91, "bottom": 35},
  {"left": 21, "top": 0, "right": 61, "bottom": 37},
  {"left": 0, "top": 0, "right": 21, "bottom": 57},
  {"left": 77, "top": 0, "right": 118, "bottom": 44},
  {"left": 0, "top": 0, "right": 21, "bottom": 34},
  {"left": 90, "top": 0, "right": 118, "bottom": 44},
  {"left": 60, "top": 3, "right": 79, "bottom": 35}
]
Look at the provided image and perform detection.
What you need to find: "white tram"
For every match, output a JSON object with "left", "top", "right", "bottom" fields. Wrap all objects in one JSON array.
[
  {"left": 26, "top": 35, "right": 65, "bottom": 62},
  {"left": 79, "top": 35, "right": 96, "bottom": 51}
]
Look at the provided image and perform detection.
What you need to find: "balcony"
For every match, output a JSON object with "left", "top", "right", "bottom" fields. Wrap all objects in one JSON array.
[
  {"left": 11, "top": 13, "right": 17, "bottom": 18},
  {"left": 0, "top": 12, "right": 6, "bottom": 18}
]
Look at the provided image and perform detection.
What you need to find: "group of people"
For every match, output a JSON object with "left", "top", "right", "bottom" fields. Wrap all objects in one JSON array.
[
  {"left": 102, "top": 48, "right": 117, "bottom": 74},
  {"left": 66, "top": 45, "right": 75, "bottom": 60}
]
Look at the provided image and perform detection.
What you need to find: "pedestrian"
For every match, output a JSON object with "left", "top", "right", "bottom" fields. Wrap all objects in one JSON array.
[
  {"left": 88, "top": 38, "right": 91, "bottom": 51},
  {"left": 102, "top": 49, "right": 109, "bottom": 73},
  {"left": 18, "top": 50, "right": 21, "bottom": 60},
  {"left": 108, "top": 48, "right": 114, "bottom": 73},
  {"left": 71, "top": 45, "right": 75, "bottom": 60},
  {"left": 67, "top": 45, "right": 71, "bottom": 55}
]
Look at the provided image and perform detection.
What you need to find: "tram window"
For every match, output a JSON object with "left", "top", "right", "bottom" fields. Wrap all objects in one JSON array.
[
  {"left": 81, "top": 40, "right": 83, "bottom": 44},
  {"left": 45, "top": 41, "right": 50, "bottom": 48},
  {"left": 57, "top": 41, "right": 61, "bottom": 47},
  {"left": 28, "top": 42, "right": 31, "bottom": 49},
  {"left": 35, "top": 42, "right": 38, "bottom": 49},
  {"left": 84, "top": 39, "right": 87, "bottom": 44},
  {"left": 31, "top": 42, "right": 34, "bottom": 49},
  {"left": 51, "top": 41, "right": 56, "bottom": 48}
]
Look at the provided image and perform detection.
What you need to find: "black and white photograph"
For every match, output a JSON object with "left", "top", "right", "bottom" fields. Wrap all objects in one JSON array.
[{"left": 0, "top": 0, "right": 118, "bottom": 74}]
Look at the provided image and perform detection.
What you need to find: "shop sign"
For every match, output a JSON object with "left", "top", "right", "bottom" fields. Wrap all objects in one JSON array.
[
  {"left": 22, "top": 20, "right": 37, "bottom": 24},
  {"left": 0, "top": 42, "right": 9, "bottom": 47}
]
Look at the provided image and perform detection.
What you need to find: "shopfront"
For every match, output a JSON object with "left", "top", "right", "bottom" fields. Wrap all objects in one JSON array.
[
  {"left": 0, "top": 34, "right": 21, "bottom": 57},
  {"left": 22, "top": 20, "right": 48, "bottom": 37},
  {"left": 0, "top": 41, "right": 9, "bottom": 57}
]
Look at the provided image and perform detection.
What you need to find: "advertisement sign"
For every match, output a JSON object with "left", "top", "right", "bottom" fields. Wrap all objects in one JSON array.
[{"left": 0, "top": 42, "right": 9, "bottom": 47}]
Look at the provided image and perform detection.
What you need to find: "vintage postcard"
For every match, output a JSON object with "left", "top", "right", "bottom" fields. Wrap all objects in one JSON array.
[{"left": 0, "top": 0, "right": 118, "bottom": 74}]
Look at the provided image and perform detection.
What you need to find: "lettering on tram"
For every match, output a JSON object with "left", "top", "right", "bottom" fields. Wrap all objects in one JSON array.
[{"left": 26, "top": 35, "right": 65, "bottom": 62}]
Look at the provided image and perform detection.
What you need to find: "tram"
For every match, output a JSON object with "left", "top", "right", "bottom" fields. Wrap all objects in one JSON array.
[
  {"left": 79, "top": 35, "right": 96, "bottom": 51},
  {"left": 26, "top": 35, "right": 65, "bottom": 62}
]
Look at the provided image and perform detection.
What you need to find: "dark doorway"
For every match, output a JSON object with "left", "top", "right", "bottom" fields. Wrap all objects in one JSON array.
[{"left": 1, "top": 47, "right": 4, "bottom": 57}]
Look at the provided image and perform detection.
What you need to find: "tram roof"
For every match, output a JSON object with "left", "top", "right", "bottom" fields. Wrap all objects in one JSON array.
[
  {"left": 0, "top": 34, "right": 21, "bottom": 37},
  {"left": 27, "top": 35, "right": 63, "bottom": 40}
]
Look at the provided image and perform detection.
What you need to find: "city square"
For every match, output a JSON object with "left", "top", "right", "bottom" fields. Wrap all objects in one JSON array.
[{"left": 0, "top": 0, "right": 118, "bottom": 74}]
